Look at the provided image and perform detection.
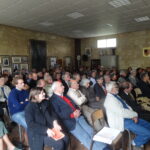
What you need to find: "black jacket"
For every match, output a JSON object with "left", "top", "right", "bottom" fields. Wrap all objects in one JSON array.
[{"left": 25, "top": 100, "right": 58, "bottom": 150}]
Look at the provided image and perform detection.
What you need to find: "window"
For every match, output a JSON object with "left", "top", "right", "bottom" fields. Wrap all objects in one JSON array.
[{"left": 97, "top": 38, "right": 116, "bottom": 48}]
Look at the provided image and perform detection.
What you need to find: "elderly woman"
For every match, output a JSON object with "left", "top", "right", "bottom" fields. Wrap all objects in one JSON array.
[
  {"left": 25, "top": 87, "right": 68, "bottom": 150},
  {"left": 80, "top": 78, "right": 107, "bottom": 131}
]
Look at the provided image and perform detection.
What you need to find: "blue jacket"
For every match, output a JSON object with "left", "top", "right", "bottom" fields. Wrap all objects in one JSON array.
[
  {"left": 8, "top": 88, "right": 29, "bottom": 115},
  {"left": 50, "top": 94, "right": 78, "bottom": 131}
]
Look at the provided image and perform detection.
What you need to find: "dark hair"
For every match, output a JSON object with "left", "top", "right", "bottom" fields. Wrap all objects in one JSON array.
[
  {"left": 29, "top": 87, "right": 43, "bottom": 102},
  {"left": 119, "top": 81, "right": 130, "bottom": 90},
  {"left": 140, "top": 72, "right": 148, "bottom": 80}
]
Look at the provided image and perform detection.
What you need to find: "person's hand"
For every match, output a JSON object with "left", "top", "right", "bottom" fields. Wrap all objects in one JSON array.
[
  {"left": 96, "top": 97, "right": 100, "bottom": 101},
  {"left": 132, "top": 117, "right": 138, "bottom": 123},
  {"left": 73, "top": 109, "right": 81, "bottom": 118},
  {"left": 53, "top": 120, "right": 62, "bottom": 131},
  {"left": 47, "top": 128, "right": 55, "bottom": 137}
]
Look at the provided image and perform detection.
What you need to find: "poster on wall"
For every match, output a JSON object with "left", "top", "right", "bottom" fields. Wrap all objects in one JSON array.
[{"left": 143, "top": 47, "right": 150, "bottom": 57}]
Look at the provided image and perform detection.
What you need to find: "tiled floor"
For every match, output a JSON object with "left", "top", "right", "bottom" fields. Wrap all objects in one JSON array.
[{"left": 9, "top": 124, "right": 150, "bottom": 150}]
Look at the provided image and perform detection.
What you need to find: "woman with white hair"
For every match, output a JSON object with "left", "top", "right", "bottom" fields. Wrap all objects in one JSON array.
[{"left": 104, "top": 81, "right": 150, "bottom": 149}]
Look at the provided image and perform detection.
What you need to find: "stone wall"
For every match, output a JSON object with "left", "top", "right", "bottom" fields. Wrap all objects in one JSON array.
[
  {"left": 0, "top": 25, "right": 75, "bottom": 69},
  {"left": 81, "top": 30, "right": 150, "bottom": 69}
]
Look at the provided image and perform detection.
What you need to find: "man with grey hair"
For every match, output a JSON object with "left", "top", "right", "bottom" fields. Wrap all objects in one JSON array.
[
  {"left": 104, "top": 81, "right": 150, "bottom": 150},
  {"left": 50, "top": 81, "right": 111, "bottom": 150}
]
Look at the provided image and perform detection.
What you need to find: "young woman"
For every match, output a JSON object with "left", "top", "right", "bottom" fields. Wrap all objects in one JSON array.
[{"left": 25, "top": 87, "right": 68, "bottom": 150}]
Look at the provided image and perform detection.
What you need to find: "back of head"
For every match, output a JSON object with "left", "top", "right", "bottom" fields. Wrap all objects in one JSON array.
[{"left": 106, "top": 81, "right": 117, "bottom": 93}]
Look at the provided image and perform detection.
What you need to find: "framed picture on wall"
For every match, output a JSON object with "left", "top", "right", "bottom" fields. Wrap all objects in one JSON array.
[
  {"left": 85, "top": 48, "right": 91, "bottom": 57},
  {"left": 12, "top": 57, "right": 21, "bottom": 63},
  {"left": 143, "top": 47, "right": 150, "bottom": 57},
  {"left": 2, "top": 57, "right": 10, "bottom": 66},
  {"left": 20, "top": 64, "right": 28, "bottom": 70},
  {"left": 13, "top": 64, "right": 19, "bottom": 70},
  {"left": 21, "top": 56, "right": 28, "bottom": 63},
  {"left": 50, "top": 57, "right": 57, "bottom": 67},
  {"left": 2, "top": 67, "right": 12, "bottom": 74}
]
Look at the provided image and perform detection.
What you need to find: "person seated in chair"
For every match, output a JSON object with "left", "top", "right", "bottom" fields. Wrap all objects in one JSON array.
[
  {"left": 119, "top": 81, "right": 150, "bottom": 122},
  {"left": 137, "top": 72, "right": 150, "bottom": 98},
  {"left": 50, "top": 81, "right": 111, "bottom": 150},
  {"left": 25, "top": 87, "right": 68, "bottom": 150},
  {"left": 0, "top": 106, "right": 21, "bottom": 150},
  {"left": 104, "top": 81, "right": 150, "bottom": 150}
]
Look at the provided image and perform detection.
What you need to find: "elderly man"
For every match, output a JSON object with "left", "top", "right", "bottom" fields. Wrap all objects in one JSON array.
[
  {"left": 104, "top": 81, "right": 150, "bottom": 149},
  {"left": 50, "top": 81, "right": 110, "bottom": 150},
  {"left": 67, "top": 79, "right": 87, "bottom": 106},
  {"left": 119, "top": 81, "right": 150, "bottom": 122}
]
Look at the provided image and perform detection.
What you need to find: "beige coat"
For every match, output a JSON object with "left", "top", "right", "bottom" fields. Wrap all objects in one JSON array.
[{"left": 104, "top": 93, "right": 137, "bottom": 131}]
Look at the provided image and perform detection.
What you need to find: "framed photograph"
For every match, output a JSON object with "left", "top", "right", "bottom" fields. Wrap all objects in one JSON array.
[
  {"left": 21, "top": 56, "right": 28, "bottom": 63},
  {"left": 20, "top": 64, "right": 28, "bottom": 70},
  {"left": 2, "top": 67, "right": 12, "bottom": 74},
  {"left": 12, "top": 57, "right": 21, "bottom": 63},
  {"left": 64, "top": 56, "right": 71, "bottom": 67},
  {"left": 2, "top": 57, "right": 10, "bottom": 66},
  {"left": 85, "top": 48, "right": 91, "bottom": 57},
  {"left": 50, "top": 57, "right": 57, "bottom": 67},
  {"left": 143, "top": 47, "right": 150, "bottom": 57},
  {"left": 13, "top": 64, "right": 19, "bottom": 70}
]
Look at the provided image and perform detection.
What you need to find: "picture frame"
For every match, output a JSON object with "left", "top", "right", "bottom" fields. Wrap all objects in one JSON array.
[
  {"left": 50, "top": 57, "right": 57, "bottom": 67},
  {"left": 12, "top": 56, "right": 21, "bottom": 63},
  {"left": 85, "top": 48, "right": 91, "bottom": 57},
  {"left": 13, "top": 64, "right": 19, "bottom": 70},
  {"left": 2, "top": 57, "right": 10, "bottom": 66},
  {"left": 21, "top": 56, "right": 28, "bottom": 63},
  {"left": 20, "top": 64, "right": 28, "bottom": 70},
  {"left": 64, "top": 56, "right": 71, "bottom": 67},
  {"left": 143, "top": 47, "right": 150, "bottom": 57},
  {"left": 2, "top": 67, "right": 12, "bottom": 74}
]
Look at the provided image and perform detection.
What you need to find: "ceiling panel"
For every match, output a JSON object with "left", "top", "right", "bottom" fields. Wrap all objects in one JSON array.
[{"left": 0, "top": 0, "right": 150, "bottom": 38}]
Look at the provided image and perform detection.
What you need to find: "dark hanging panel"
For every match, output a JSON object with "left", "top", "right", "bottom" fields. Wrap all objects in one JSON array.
[{"left": 30, "top": 39, "right": 47, "bottom": 71}]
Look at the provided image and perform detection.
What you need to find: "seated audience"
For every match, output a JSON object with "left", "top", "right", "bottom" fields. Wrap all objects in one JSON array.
[
  {"left": 118, "top": 70, "right": 128, "bottom": 83},
  {"left": 61, "top": 72, "right": 70, "bottom": 95},
  {"left": 0, "top": 75, "right": 11, "bottom": 116},
  {"left": 50, "top": 81, "right": 111, "bottom": 150},
  {"left": 44, "top": 75, "right": 53, "bottom": 98},
  {"left": 103, "top": 74, "right": 111, "bottom": 87},
  {"left": 67, "top": 79, "right": 87, "bottom": 107},
  {"left": 80, "top": 78, "right": 107, "bottom": 130},
  {"left": 128, "top": 69, "right": 138, "bottom": 87},
  {"left": 36, "top": 79, "right": 46, "bottom": 88},
  {"left": 137, "top": 72, "right": 150, "bottom": 98},
  {"left": 8, "top": 77, "right": 29, "bottom": 129},
  {"left": 72, "top": 73, "right": 81, "bottom": 83},
  {"left": 119, "top": 81, "right": 150, "bottom": 122},
  {"left": 25, "top": 87, "right": 68, "bottom": 150},
  {"left": 104, "top": 81, "right": 150, "bottom": 149},
  {"left": 89, "top": 70, "right": 97, "bottom": 87},
  {"left": 94, "top": 76, "right": 106, "bottom": 108},
  {"left": 28, "top": 73, "right": 38, "bottom": 89}
]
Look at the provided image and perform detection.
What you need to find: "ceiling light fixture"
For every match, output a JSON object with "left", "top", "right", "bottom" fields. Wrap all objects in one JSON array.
[
  {"left": 109, "top": 0, "right": 131, "bottom": 8},
  {"left": 134, "top": 16, "right": 150, "bottom": 22},
  {"left": 67, "top": 12, "right": 84, "bottom": 19},
  {"left": 39, "top": 21, "right": 54, "bottom": 26}
]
